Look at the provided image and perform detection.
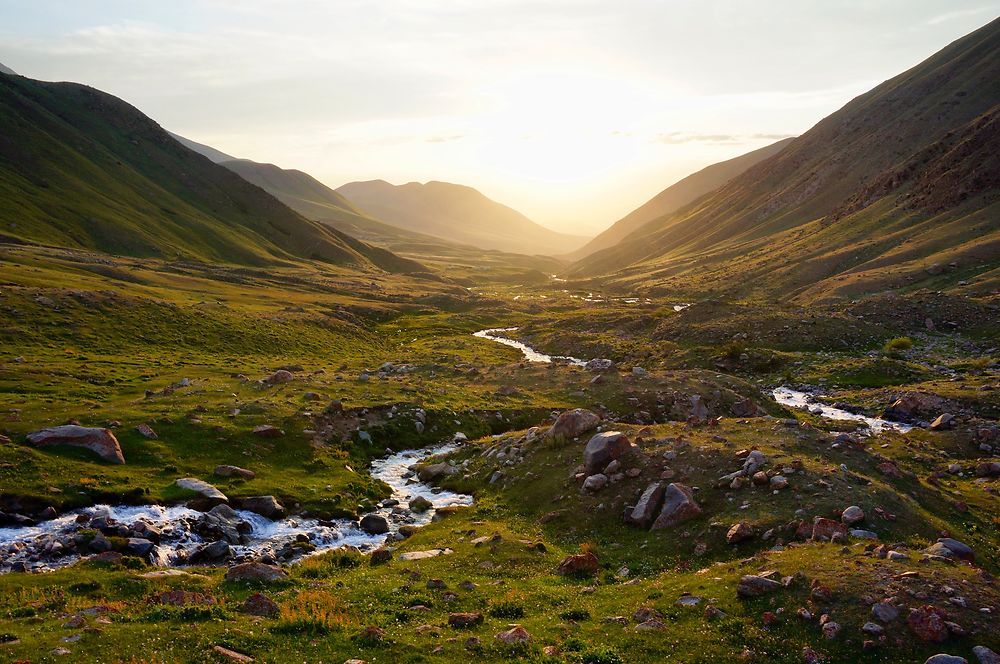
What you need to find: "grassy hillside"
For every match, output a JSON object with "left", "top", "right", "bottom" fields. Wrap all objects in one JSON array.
[
  {"left": 569, "top": 17, "right": 1000, "bottom": 302},
  {"left": 337, "top": 179, "right": 589, "bottom": 256},
  {"left": 0, "top": 73, "right": 415, "bottom": 270},
  {"left": 568, "top": 137, "right": 794, "bottom": 261}
]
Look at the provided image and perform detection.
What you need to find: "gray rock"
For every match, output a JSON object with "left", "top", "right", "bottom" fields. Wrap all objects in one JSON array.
[
  {"left": 418, "top": 462, "right": 457, "bottom": 482},
  {"left": 175, "top": 478, "right": 228, "bottom": 503},
  {"left": 736, "top": 575, "right": 782, "bottom": 598},
  {"left": 924, "top": 656, "right": 968, "bottom": 664},
  {"left": 651, "top": 483, "right": 701, "bottom": 530},
  {"left": 742, "top": 450, "right": 767, "bottom": 475},
  {"left": 26, "top": 425, "right": 125, "bottom": 464},
  {"left": 973, "top": 646, "right": 1000, "bottom": 664},
  {"left": 214, "top": 465, "right": 255, "bottom": 480},
  {"left": 409, "top": 496, "right": 433, "bottom": 513},
  {"left": 123, "top": 538, "right": 154, "bottom": 556},
  {"left": 582, "top": 473, "right": 608, "bottom": 492},
  {"left": 360, "top": 514, "right": 389, "bottom": 535},
  {"left": 872, "top": 601, "right": 899, "bottom": 623},
  {"left": 549, "top": 408, "right": 601, "bottom": 439},
  {"left": 583, "top": 431, "right": 631, "bottom": 474},
  {"left": 240, "top": 496, "right": 286, "bottom": 519},
  {"left": 624, "top": 483, "right": 665, "bottom": 529},
  {"left": 189, "top": 540, "right": 231, "bottom": 563},
  {"left": 841, "top": 505, "right": 865, "bottom": 525}
]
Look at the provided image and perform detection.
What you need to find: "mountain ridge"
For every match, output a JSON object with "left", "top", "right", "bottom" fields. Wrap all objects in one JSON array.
[
  {"left": 568, "top": 16, "right": 1000, "bottom": 302},
  {"left": 337, "top": 179, "right": 589, "bottom": 256}
]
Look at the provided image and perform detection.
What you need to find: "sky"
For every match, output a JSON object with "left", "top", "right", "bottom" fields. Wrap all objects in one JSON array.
[{"left": 1, "top": 1, "right": 998, "bottom": 236}]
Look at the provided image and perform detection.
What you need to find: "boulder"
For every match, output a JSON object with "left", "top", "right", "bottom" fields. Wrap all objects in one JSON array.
[
  {"left": 690, "top": 395, "right": 709, "bottom": 421},
  {"left": 583, "top": 431, "right": 631, "bottom": 474},
  {"left": 908, "top": 605, "right": 951, "bottom": 643},
  {"left": 582, "top": 473, "right": 608, "bottom": 492},
  {"left": 585, "top": 358, "right": 613, "bottom": 371},
  {"left": 448, "top": 612, "right": 484, "bottom": 628},
  {"left": 973, "top": 646, "right": 1000, "bottom": 664},
  {"left": 225, "top": 562, "right": 287, "bottom": 583},
  {"left": 624, "top": 483, "right": 665, "bottom": 529},
  {"left": 175, "top": 478, "right": 228, "bottom": 503},
  {"left": 930, "top": 414, "right": 955, "bottom": 431},
  {"left": 135, "top": 423, "right": 158, "bottom": 439},
  {"left": 265, "top": 369, "right": 294, "bottom": 384},
  {"left": 975, "top": 462, "right": 1000, "bottom": 477},
  {"left": 841, "top": 506, "right": 865, "bottom": 525},
  {"left": 731, "top": 397, "right": 760, "bottom": 418},
  {"left": 811, "top": 517, "right": 848, "bottom": 542},
  {"left": 925, "top": 656, "right": 968, "bottom": 664},
  {"left": 872, "top": 602, "right": 900, "bottom": 623},
  {"left": 742, "top": 450, "right": 767, "bottom": 475},
  {"left": 215, "top": 465, "right": 255, "bottom": 480},
  {"left": 26, "top": 426, "right": 125, "bottom": 464},
  {"left": 737, "top": 575, "right": 782, "bottom": 598},
  {"left": 495, "top": 625, "right": 531, "bottom": 644},
  {"left": 359, "top": 514, "right": 389, "bottom": 535},
  {"left": 409, "top": 496, "right": 433, "bottom": 513},
  {"left": 252, "top": 425, "right": 284, "bottom": 438},
  {"left": 189, "top": 540, "right": 231, "bottom": 563},
  {"left": 549, "top": 409, "right": 600, "bottom": 439},
  {"left": 932, "top": 538, "right": 975, "bottom": 562},
  {"left": 417, "top": 462, "right": 457, "bottom": 482},
  {"left": 243, "top": 592, "right": 279, "bottom": 617},
  {"left": 556, "top": 551, "right": 599, "bottom": 577},
  {"left": 240, "top": 496, "right": 286, "bottom": 519},
  {"left": 650, "top": 483, "right": 701, "bottom": 530},
  {"left": 726, "top": 522, "right": 754, "bottom": 544}
]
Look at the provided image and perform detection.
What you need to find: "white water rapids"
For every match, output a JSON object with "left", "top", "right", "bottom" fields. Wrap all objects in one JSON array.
[{"left": 0, "top": 443, "right": 471, "bottom": 573}]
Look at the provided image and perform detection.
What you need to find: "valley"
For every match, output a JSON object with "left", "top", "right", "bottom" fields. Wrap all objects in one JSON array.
[{"left": 1, "top": 10, "right": 999, "bottom": 664}]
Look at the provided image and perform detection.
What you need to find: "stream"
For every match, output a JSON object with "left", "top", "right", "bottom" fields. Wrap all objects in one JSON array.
[
  {"left": 0, "top": 443, "right": 471, "bottom": 574},
  {"left": 473, "top": 328, "right": 912, "bottom": 433}
]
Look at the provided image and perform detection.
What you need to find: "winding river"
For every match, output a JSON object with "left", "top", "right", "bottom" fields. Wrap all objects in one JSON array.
[
  {"left": 0, "top": 443, "right": 471, "bottom": 574},
  {"left": 473, "top": 328, "right": 911, "bottom": 433}
]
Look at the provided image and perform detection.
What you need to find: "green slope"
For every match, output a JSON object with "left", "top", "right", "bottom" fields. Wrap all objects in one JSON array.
[
  {"left": 567, "top": 137, "right": 795, "bottom": 261},
  {"left": 0, "top": 73, "right": 412, "bottom": 270},
  {"left": 568, "top": 17, "right": 1000, "bottom": 301}
]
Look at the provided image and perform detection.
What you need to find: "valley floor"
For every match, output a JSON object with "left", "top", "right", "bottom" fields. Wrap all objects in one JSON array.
[{"left": 0, "top": 245, "right": 998, "bottom": 663}]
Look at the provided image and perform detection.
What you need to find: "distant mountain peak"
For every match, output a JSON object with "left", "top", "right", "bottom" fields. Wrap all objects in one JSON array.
[{"left": 336, "top": 179, "right": 588, "bottom": 256}]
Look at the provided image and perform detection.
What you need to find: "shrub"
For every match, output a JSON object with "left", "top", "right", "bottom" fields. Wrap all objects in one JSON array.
[
  {"left": 488, "top": 601, "right": 525, "bottom": 619},
  {"left": 883, "top": 336, "right": 913, "bottom": 352},
  {"left": 582, "top": 648, "right": 623, "bottom": 664},
  {"left": 559, "top": 608, "right": 591, "bottom": 621}
]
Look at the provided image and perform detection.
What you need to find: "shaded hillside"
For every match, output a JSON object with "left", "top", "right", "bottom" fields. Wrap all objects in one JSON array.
[
  {"left": 568, "top": 137, "right": 794, "bottom": 261},
  {"left": 168, "top": 131, "right": 237, "bottom": 164},
  {"left": 0, "top": 63, "right": 16, "bottom": 76},
  {"left": 569, "top": 17, "right": 1000, "bottom": 302},
  {"left": 337, "top": 179, "right": 589, "bottom": 256},
  {"left": 221, "top": 159, "right": 371, "bottom": 226},
  {"left": 0, "top": 72, "right": 417, "bottom": 270}
]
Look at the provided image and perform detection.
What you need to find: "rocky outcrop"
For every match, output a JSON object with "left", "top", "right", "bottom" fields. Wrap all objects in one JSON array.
[
  {"left": 737, "top": 575, "right": 782, "bottom": 598},
  {"left": 359, "top": 514, "right": 389, "bottom": 535},
  {"left": 556, "top": 551, "right": 599, "bottom": 576},
  {"left": 26, "top": 426, "right": 125, "bottom": 464}
]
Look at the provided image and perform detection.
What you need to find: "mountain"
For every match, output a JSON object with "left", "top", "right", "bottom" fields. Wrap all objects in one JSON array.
[
  {"left": 0, "top": 73, "right": 421, "bottom": 271},
  {"left": 168, "top": 131, "right": 238, "bottom": 164},
  {"left": 336, "top": 179, "right": 589, "bottom": 256},
  {"left": 568, "top": 17, "right": 1000, "bottom": 302},
  {"left": 220, "top": 159, "right": 373, "bottom": 226},
  {"left": 568, "top": 137, "right": 795, "bottom": 261},
  {"left": 0, "top": 63, "right": 16, "bottom": 76}
]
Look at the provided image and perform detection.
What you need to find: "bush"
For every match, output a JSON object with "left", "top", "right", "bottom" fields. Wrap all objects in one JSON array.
[
  {"left": 883, "top": 336, "right": 913, "bottom": 352},
  {"left": 488, "top": 601, "right": 525, "bottom": 619},
  {"left": 559, "top": 608, "right": 591, "bottom": 621},
  {"left": 582, "top": 648, "right": 623, "bottom": 664}
]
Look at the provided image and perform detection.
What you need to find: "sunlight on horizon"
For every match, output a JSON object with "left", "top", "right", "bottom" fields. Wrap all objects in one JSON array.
[{"left": 1, "top": 0, "right": 996, "bottom": 234}]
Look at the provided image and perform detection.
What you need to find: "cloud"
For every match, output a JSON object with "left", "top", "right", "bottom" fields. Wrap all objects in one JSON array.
[
  {"left": 924, "top": 6, "right": 994, "bottom": 26},
  {"left": 425, "top": 134, "right": 465, "bottom": 143}
]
